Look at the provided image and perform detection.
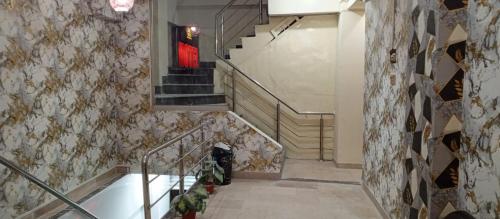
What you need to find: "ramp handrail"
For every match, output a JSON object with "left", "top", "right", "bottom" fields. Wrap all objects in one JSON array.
[{"left": 0, "top": 156, "right": 98, "bottom": 219}]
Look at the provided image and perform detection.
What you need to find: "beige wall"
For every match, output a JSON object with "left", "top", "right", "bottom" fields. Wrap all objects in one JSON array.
[
  {"left": 334, "top": 10, "right": 365, "bottom": 165},
  {"left": 152, "top": 0, "right": 178, "bottom": 84},
  {"left": 230, "top": 15, "right": 338, "bottom": 113},
  {"left": 268, "top": 0, "right": 340, "bottom": 15}
]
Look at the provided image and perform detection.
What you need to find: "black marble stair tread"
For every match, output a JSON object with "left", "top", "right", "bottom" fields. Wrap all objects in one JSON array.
[
  {"left": 199, "top": 62, "right": 216, "bottom": 68},
  {"left": 155, "top": 93, "right": 225, "bottom": 98},
  {"left": 155, "top": 94, "right": 226, "bottom": 105},
  {"left": 168, "top": 68, "right": 214, "bottom": 75},
  {"left": 156, "top": 84, "right": 215, "bottom": 94},
  {"left": 163, "top": 73, "right": 214, "bottom": 84}
]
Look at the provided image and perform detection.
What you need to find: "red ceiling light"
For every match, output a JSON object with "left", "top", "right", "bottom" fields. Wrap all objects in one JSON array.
[{"left": 110, "top": 0, "right": 134, "bottom": 12}]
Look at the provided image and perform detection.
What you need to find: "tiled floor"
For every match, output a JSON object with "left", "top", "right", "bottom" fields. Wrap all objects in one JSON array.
[
  {"left": 281, "top": 159, "right": 362, "bottom": 183},
  {"left": 199, "top": 179, "right": 381, "bottom": 219}
]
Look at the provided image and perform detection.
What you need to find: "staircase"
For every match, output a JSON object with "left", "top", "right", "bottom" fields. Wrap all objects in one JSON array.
[
  {"left": 154, "top": 62, "right": 227, "bottom": 107},
  {"left": 215, "top": 1, "right": 335, "bottom": 160}
]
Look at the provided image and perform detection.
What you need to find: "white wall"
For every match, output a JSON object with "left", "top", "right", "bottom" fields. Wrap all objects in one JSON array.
[
  {"left": 230, "top": 15, "right": 338, "bottom": 113},
  {"left": 334, "top": 10, "right": 365, "bottom": 165},
  {"left": 269, "top": 0, "right": 339, "bottom": 16}
]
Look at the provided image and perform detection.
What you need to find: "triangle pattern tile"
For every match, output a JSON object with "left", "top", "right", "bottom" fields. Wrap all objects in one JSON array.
[
  {"left": 417, "top": 10, "right": 426, "bottom": 42},
  {"left": 410, "top": 207, "right": 419, "bottom": 219},
  {"left": 403, "top": 181, "right": 414, "bottom": 205},
  {"left": 406, "top": 158, "right": 414, "bottom": 173},
  {"left": 439, "top": 202, "right": 458, "bottom": 218},
  {"left": 419, "top": 179, "right": 428, "bottom": 206},
  {"left": 409, "top": 32, "right": 421, "bottom": 58},
  {"left": 431, "top": 143, "right": 456, "bottom": 180},
  {"left": 435, "top": 158, "right": 459, "bottom": 189},
  {"left": 446, "top": 41, "right": 466, "bottom": 64},
  {"left": 421, "top": 122, "right": 430, "bottom": 160},
  {"left": 427, "top": 10, "right": 436, "bottom": 35},
  {"left": 448, "top": 25, "right": 467, "bottom": 44},
  {"left": 412, "top": 6, "right": 421, "bottom": 25},
  {"left": 415, "top": 91, "right": 422, "bottom": 122},
  {"left": 409, "top": 83, "right": 417, "bottom": 101},
  {"left": 443, "top": 115, "right": 462, "bottom": 133},
  {"left": 423, "top": 96, "right": 432, "bottom": 123},
  {"left": 442, "top": 131, "right": 461, "bottom": 153},
  {"left": 407, "top": 107, "right": 417, "bottom": 132},
  {"left": 439, "top": 69, "right": 464, "bottom": 101},
  {"left": 419, "top": 207, "right": 429, "bottom": 219},
  {"left": 443, "top": 0, "right": 467, "bottom": 11},
  {"left": 425, "top": 38, "right": 434, "bottom": 77},
  {"left": 413, "top": 131, "right": 423, "bottom": 155},
  {"left": 435, "top": 54, "right": 460, "bottom": 85},
  {"left": 410, "top": 169, "right": 418, "bottom": 199},
  {"left": 416, "top": 50, "right": 426, "bottom": 75}
]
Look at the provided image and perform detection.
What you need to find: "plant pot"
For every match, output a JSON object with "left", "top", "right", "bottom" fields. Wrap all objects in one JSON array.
[
  {"left": 205, "top": 182, "right": 215, "bottom": 194},
  {"left": 182, "top": 211, "right": 196, "bottom": 219}
]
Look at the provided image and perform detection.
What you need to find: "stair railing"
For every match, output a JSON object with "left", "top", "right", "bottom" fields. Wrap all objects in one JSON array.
[
  {"left": 142, "top": 119, "right": 215, "bottom": 219},
  {"left": 215, "top": 0, "right": 335, "bottom": 161},
  {"left": 215, "top": 0, "right": 268, "bottom": 56},
  {"left": 0, "top": 156, "right": 98, "bottom": 219}
]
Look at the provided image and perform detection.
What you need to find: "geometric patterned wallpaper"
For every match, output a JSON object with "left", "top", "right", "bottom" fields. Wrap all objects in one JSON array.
[
  {"left": 366, "top": 0, "right": 500, "bottom": 218},
  {"left": 363, "top": 0, "right": 495, "bottom": 218},
  {"left": 404, "top": 0, "right": 467, "bottom": 218}
]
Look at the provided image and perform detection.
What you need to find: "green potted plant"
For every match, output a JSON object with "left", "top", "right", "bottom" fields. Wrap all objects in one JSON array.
[
  {"left": 172, "top": 185, "right": 209, "bottom": 219},
  {"left": 196, "top": 160, "right": 224, "bottom": 194}
]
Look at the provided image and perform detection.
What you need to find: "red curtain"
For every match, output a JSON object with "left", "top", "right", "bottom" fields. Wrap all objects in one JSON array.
[{"left": 178, "top": 42, "right": 199, "bottom": 68}]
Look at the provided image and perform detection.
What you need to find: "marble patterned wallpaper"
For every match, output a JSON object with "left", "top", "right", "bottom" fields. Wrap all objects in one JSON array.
[
  {"left": 0, "top": 0, "right": 119, "bottom": 218},
  {"left": 363, "top": 0, "right": 409, "bottom": 218},
  {"left": 460, "top": 0, "right": 500, "bottom": 218},
  {"left": 0, "top": 0, "right": 283, "bottom": 218}
]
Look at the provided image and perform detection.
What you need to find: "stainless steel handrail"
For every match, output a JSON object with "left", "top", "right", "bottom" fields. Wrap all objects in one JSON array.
[
  {"left": 0, "top": 156, "right": 98, "bottom": 219},
  {"left": 215, "top": 0, "right": 335, "bottom": 160},
  {"left": 142, "top": 119, "right": 214, "bottom": 219}
]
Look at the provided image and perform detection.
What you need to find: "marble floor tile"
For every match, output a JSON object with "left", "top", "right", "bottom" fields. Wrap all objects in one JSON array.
[
  {"left": 281, "top": 159, "right": 362, "bottom": 183},
  {"left": 198, "top": 179, "right": 381, "bottom": 219}
]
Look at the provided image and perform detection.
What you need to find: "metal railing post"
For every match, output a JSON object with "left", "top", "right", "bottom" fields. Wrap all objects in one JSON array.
[
  {"left": 276, "top": 101, "right": 281, "bottom": 143},
  {"left": 221, "top": 15, "right": 225, "bottom": 56},
  {"left": 319, "top": 115, "right": 324, "bottom": 161},
  {"left": 232, "top": 70, "right": 236, "bottom": 112},
  {"left": 215, "top": 16, "right": 219, "bottom": 56},
  {"left": 142, "top": 156, "right": 152, "bottom": 219},
  {"left": 259, "top": 0, "right": 263, "bottom": 24},
  {"left": 201, "top": 127, "right": 206, "bottom": 167},
  {"left": 179, "top": 140, "right": 185, "bottom": 195}
]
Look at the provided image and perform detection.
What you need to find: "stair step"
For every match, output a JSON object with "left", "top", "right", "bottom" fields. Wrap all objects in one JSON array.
[
  {"left": 156, "top": 84, "right": 214, "bottom": 94},
  {"left": 199, "top": 62, "right": 216, "bottom": 68},
  {"left": 168, "top": 67, "right": 214, "bottom": 75},
  {"left": 155, "top": 94, "right": 225, "bottom": 105},
  {"left": 246, "top": 34, "right": 256, "bottom": 37},
  {"left": 225, "top": 54, "right": 231, "bottom": 59},
  {"left": 162, "top": 73, "right": 214, "bottom": 84},
  {"left": 235, "top": 45, "right": 243, "bottom": 49}
]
